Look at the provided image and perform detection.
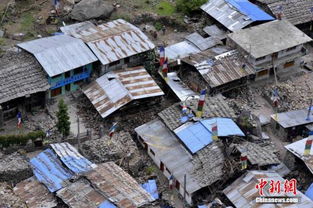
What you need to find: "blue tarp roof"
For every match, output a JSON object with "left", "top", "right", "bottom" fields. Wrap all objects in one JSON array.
[
  {"left": 225, "top": 0, "right": 274, "bottom": 21},
  {"left": 175, "top": 118, "right": 245, "bottom": 153},
  {"left": 30, "top": 149, "right": 74, "bottom": 192},
  {"left": 305, "top": 183, "right": 313, "bottom": 200},
  {"left": 98, "top": 200, "right": 116, "bottom": 208},
  {"left": 141, "top": 180, "right": 159, "bottom": 200},
  {"left": 198, "top": 206, "right": 207, "bottom": 208}
]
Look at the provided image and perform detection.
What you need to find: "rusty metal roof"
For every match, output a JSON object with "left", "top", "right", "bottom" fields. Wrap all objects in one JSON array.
[
  {"left": 57, "top": 178, "right": 107, "bottom": 208},
  {"left": 224, "top": 170, "right": 313, "bottom": 207},
  {"left": 285, "top": 137, "right": 313, "bottom": 174},
  {"left": 86, "top": 162, "right": 154, "bottom": 208},
  {"left": 14, "top": 177, "right": 57, "bottom": 208},
  {"left": 83, "top": 66, "right": 164, "bottom": 118},
  {"left": 61, "top": 19, "right": 155, "bottom": 65},
  {"left": 17, "top": 35, "right": 98, "bottom": 77},
  {"left": 183, "top": 50, "right": 255, "bottom": 88}
]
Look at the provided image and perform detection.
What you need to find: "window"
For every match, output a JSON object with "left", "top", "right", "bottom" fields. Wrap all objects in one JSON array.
[
  {"left": 109, "top": 60, "right": 120, "bottom": 67},
  {"left": 124, "top": 57, "right": 130, "bottom": 64},
  {"left": 256, "top": 56, "right": 266, "bottom": 62},
  {"left": 286, "top": 46, "right": 297, "bottom": 52},
  {"left": 149, "top": 148, "right": 155, "bottom": 156},
  {"left": 51, "top": 87, "right": 62, "bottom": 97},
  {"left": 65, "top": 84, "right": 71, "bottom": 91},
  {"left": 284, "top": 61, "right": 295, "bottom": 68},
  {"left": 257, "top": 70, "right": 268, "bottom": 77},
  {"left": 74, "top": 67, "right": 84, "bottom": 75}
]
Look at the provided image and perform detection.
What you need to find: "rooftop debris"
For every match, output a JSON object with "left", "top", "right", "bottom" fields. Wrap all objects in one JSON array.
[
  {"left": 228, "top": 20, "right": 312, "bottom": 58},
  {"left": 0, "top": 152, "right": 32, "bottom": 184},
  {"left": 61, "top": 19, "right": 155, "bottom": 65},
  {"left": 0, "top": 182, "right": 26, "bottom": 208},
  {"left": 83, "top": 66, "right": 164, "bottom": 119},
  {"left": 201, "top": 0, "right": 274, "bottom": 31},
  {"left": 0, "top": 51, "right": 50, "bottom": 104},
  {"left": 17, "top": 35, "right": 98, "bottom": 77},
  {"left": 14, "top": 177, "right": 57, "bottom": 208}
]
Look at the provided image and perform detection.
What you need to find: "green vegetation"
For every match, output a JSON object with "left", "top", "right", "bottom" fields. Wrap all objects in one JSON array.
[
  {"left": 0, "top": 38, "right": 5, "bottom": 46},
  {"left": 20, "top": 13, "right": 34, "bottom": 32},
  {"left": 156, "top": 1, "right": 175, "bottom": 16},
  {"left": 56, "top": 99, "right": 71, "bottom": 137},
  {"left": 154, "top": 22, "right": 163, "bottom": 31},
  {"left": 0, "top": 130, "right": 45, "bottom": 147},
  {"left": 176, "top": 0, "right": 207, "bottom": 15},
  {"left": 145, "top": 166, "right": 157, "bottom": 175}
]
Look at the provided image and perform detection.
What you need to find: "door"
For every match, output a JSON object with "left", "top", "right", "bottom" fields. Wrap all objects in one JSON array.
[
  {"left": 65, "top": 84, "right": 71, "bottom": 92},
  {"left": 175, "top": 180, "right": 180, "bottom": 190},
  {"left": 51, "top": 87, "right": 62, "bottom": 97},
  {"left": 160, "top": 162, "right": 164, "bottom": 172}
]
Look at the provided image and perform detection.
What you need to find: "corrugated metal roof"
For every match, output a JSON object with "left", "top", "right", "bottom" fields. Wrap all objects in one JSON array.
[
  {"left": 14, "top": 177, "right": 57, "bottom": 208},
  {"left": 271, "top": 108, "right": 313, "bottom": 128},
  {"left": 86, "top": 162, "right": 154, "bottom": 208},
  {"left": 285, "top": 136, "right": 313, "bottom": 174},
  {"left": 83, "top": 66, "right": 164, "bottom": 118},
  {"left": 228, "top": 20, "right": 312, "bottom": 59},
  {"left": 160, "top": 71, "right": 199, "bottom": 101},
  {"left": 225, "top": 0, "right": 274, "bottom": 21},
  {"left": 61, "top": 19, "right": 155, "bottom": 65},
  {"left": 185, "top": 50, "right": 255, "bottom": 88},
  {"left": 141, "top": 180, "right": 159, "bottom": 200},
  {"left": 203, "top": 25, "right": 227, "bottom": 40},
  {"left": 17, "top": 35, "right": 98, "bottom": 77},
  {"left": 50, "top": 142, "right": 97, "bottom": 174},
  {"left": 305, "top": 183, "right": 313, "bottom": 201},
  {"left": 30, "top": 149, "right": 74, "bottom": 192},
  {"left": 98, "top": 201, "right": 117, "bottom": 208},
  {"left": 224, "top": 170, "right": 313, "bottom": 208},
  {"left": 57, "top": 178, "right": 107, "bottom": 208},
  {"left": 185, "top": 33, "right": 220, "bottom": 51},
  {"left": 165, "top": 41, "right": 201, "bottom": 62},
  {"left": 174, "top": 118, "right": 244, "bottom": 154}
]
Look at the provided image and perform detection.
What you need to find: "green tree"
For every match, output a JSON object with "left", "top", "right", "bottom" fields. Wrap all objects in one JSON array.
[
  {"left": 56, "top": 99, "right": 71, "bottom": 137},
  {"left": 176, "top": 0, "right": 207, "bottom": 15}
]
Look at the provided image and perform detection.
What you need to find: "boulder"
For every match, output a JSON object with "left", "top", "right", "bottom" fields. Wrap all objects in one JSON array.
[{"left": 70, "top": 0, "right": 114, "bottom": 21}]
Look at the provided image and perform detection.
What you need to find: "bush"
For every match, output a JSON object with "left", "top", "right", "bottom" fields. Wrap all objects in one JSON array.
[
  {"left": 176, "top": 0, "right": 207, "bottom": 15},
  {"left": 0, "top": 130, "right": 45, "bottom": 147},
  {"left": 154, "top": 22, "right": 163, "bottom": 31}
]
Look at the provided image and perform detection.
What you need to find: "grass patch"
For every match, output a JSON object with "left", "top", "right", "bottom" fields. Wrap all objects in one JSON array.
[
  {"left": 20, "top": 13, "right": 34, "bottom": 32},
  {"left": 0, "top": 38, "right": 5, "bottom": 46},
  {"left": 156, "top": 1, "right": 175, "bottom": 16}
]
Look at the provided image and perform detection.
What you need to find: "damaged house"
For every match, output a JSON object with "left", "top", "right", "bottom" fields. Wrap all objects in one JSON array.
[
  {"left": 0, "top": 51, "right": 50, "bottom": 125},
  {"left": 61, "top": 19, "right": 155, "bottom": 75},
  {"left": 227, "top": 20, "right": 312, "bottom": 80},
  {"left": 201, "top": 0, "right": 275, "bottom": 32},
  {"left": 17, "top": 35, "right": 98, "bottom": 98}
]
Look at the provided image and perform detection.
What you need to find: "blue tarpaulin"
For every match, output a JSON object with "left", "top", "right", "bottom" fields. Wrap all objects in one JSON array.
[
  {"left": 198, "top": 206, "right": 207, "bottom": 208},
  {"left": 305, "top": 183, "right": 313, "bottom": 200},
  {"left": 175, "top": 118, "right": 245, "bottom": 153},
  {"left": 225, "top": 0, "right": 274, "bottom": 21},
  {"left": 30, "top": 149, "right": 73, "bottom": 192},
  {"left": 141, "top": 180, "right": 159, "bottom": 200},
  {"left": 98, "top": 200, "right": 116, "bottom": 208}
]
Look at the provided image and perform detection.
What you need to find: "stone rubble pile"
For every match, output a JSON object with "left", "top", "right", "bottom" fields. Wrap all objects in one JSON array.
[{"left": 0, "top": 182, "right": 26, "bottom": 208}]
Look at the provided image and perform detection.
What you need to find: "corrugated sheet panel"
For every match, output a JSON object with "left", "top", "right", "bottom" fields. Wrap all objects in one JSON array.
[
  {"left": 201, "top": 118, "right": 245, "bottom": 137},
  {"left": 141, "top": 180, "right": 159, "bottom": 200},
  {"left": 98, "top": 201, "right": 117, "bottom": 208},
  {"left": 224, "top": 170, "right": 313, "bottom": 208},
  {"left": 30, "top": 149, "right": 73, "bottom": 192},
  {"left": 165, "top": 41, "right": 201, "bottom": 62},
  {"left": 17, "top": 35, "right": 98, "bottom": 77},
  {"left": 86, "top": 162, "right": 154, "bottom": 208},
  {"left": 61, "top": 19, "right": 155, "bottom": 65},
  {"left": 14, "top": 177, "right": 57, "bottom": 208},
  {"left": 185, "top": 33, "right": 220, "bottom": 51},
  {"left": 285, "top": 137, "right": 313, "bottom": 174},
  {"left": 57, "top": 178, "right": 107, "bottom": 208},
  {"left": 83, "top": 66, "right": 164, "bottom": 118},
  {"left": 50, "top": 142, "right": 97, "bottom": 174},
  {"left": 225, "top": 0, "right": 274, "bottom": 21},
  {"left": 203, "top": 25, "right": 227, "bottom": 40},
  {"left": 201, "top": 0, "right": 253, "bottom": 31},
  {"left": 271, "top": 108, "right": 313, "bottom": 128},
  {"left": 305, "top": 183, "right": 313, "bottom": 201},
  {"left": 193, "top": 50, "right": 255, "bottom": 88},
  {"left": 174, "top": 122, "right": 213, "bottom": 154}
]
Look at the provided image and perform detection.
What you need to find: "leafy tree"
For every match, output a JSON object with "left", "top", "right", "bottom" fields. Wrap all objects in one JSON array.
[
  {"left": 176, "top": 0, "right": 207, "bottom": 15},
  {"left": 56, "top": 99, "right": 71, "bottom": 137}
]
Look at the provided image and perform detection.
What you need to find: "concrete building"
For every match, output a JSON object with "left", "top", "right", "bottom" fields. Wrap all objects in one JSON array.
[
  {"left": 61, "top": 19, "right": 155, "bottom": 75},
  {"left": 17, "top": 35, "right": 98, "bottom": 98},
  {"left": 227, "top": 20, "right": 312, "bottom": 80}
]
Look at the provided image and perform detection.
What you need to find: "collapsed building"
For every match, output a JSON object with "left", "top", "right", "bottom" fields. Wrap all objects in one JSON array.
[
  {"left": 0, "top": 51, "right": 50, "bottom": 125},
  {"left": 227, "top": 20, "right": 312, "bottom": 80},
  {"left": 17, "top": 35, "right": 98, "bottom": 98},
  {"left": 61, "top": 19, "right": 156, "bottom": 75}
]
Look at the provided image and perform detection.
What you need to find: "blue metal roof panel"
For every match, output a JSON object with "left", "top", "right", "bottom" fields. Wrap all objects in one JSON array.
[
  {"left": 201, "top": 118, "right": 245, "bottom": 137},
  {"left": 98, "top": 200, "right": 116, "bottom": 208},
  {"left": 225, "top": 0, "right": 274, "bottom": 21},
  {"left": 198, "top": 206, "right": 207, "bottom": 208},
  {"left": 141, "top": 180, "right": 159, "bottom": 200},
  {"left": 305, "top": 183, "right": 313, "bottom": 200},
  {"left": 50, "top": 143, "right": 97, "bottom": 174},
  {"left": 30, "top": 149, "right": 73, "bottom": 192},
  {"left": 175, "top": 122, "right": 213, "bottom": 153}
]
